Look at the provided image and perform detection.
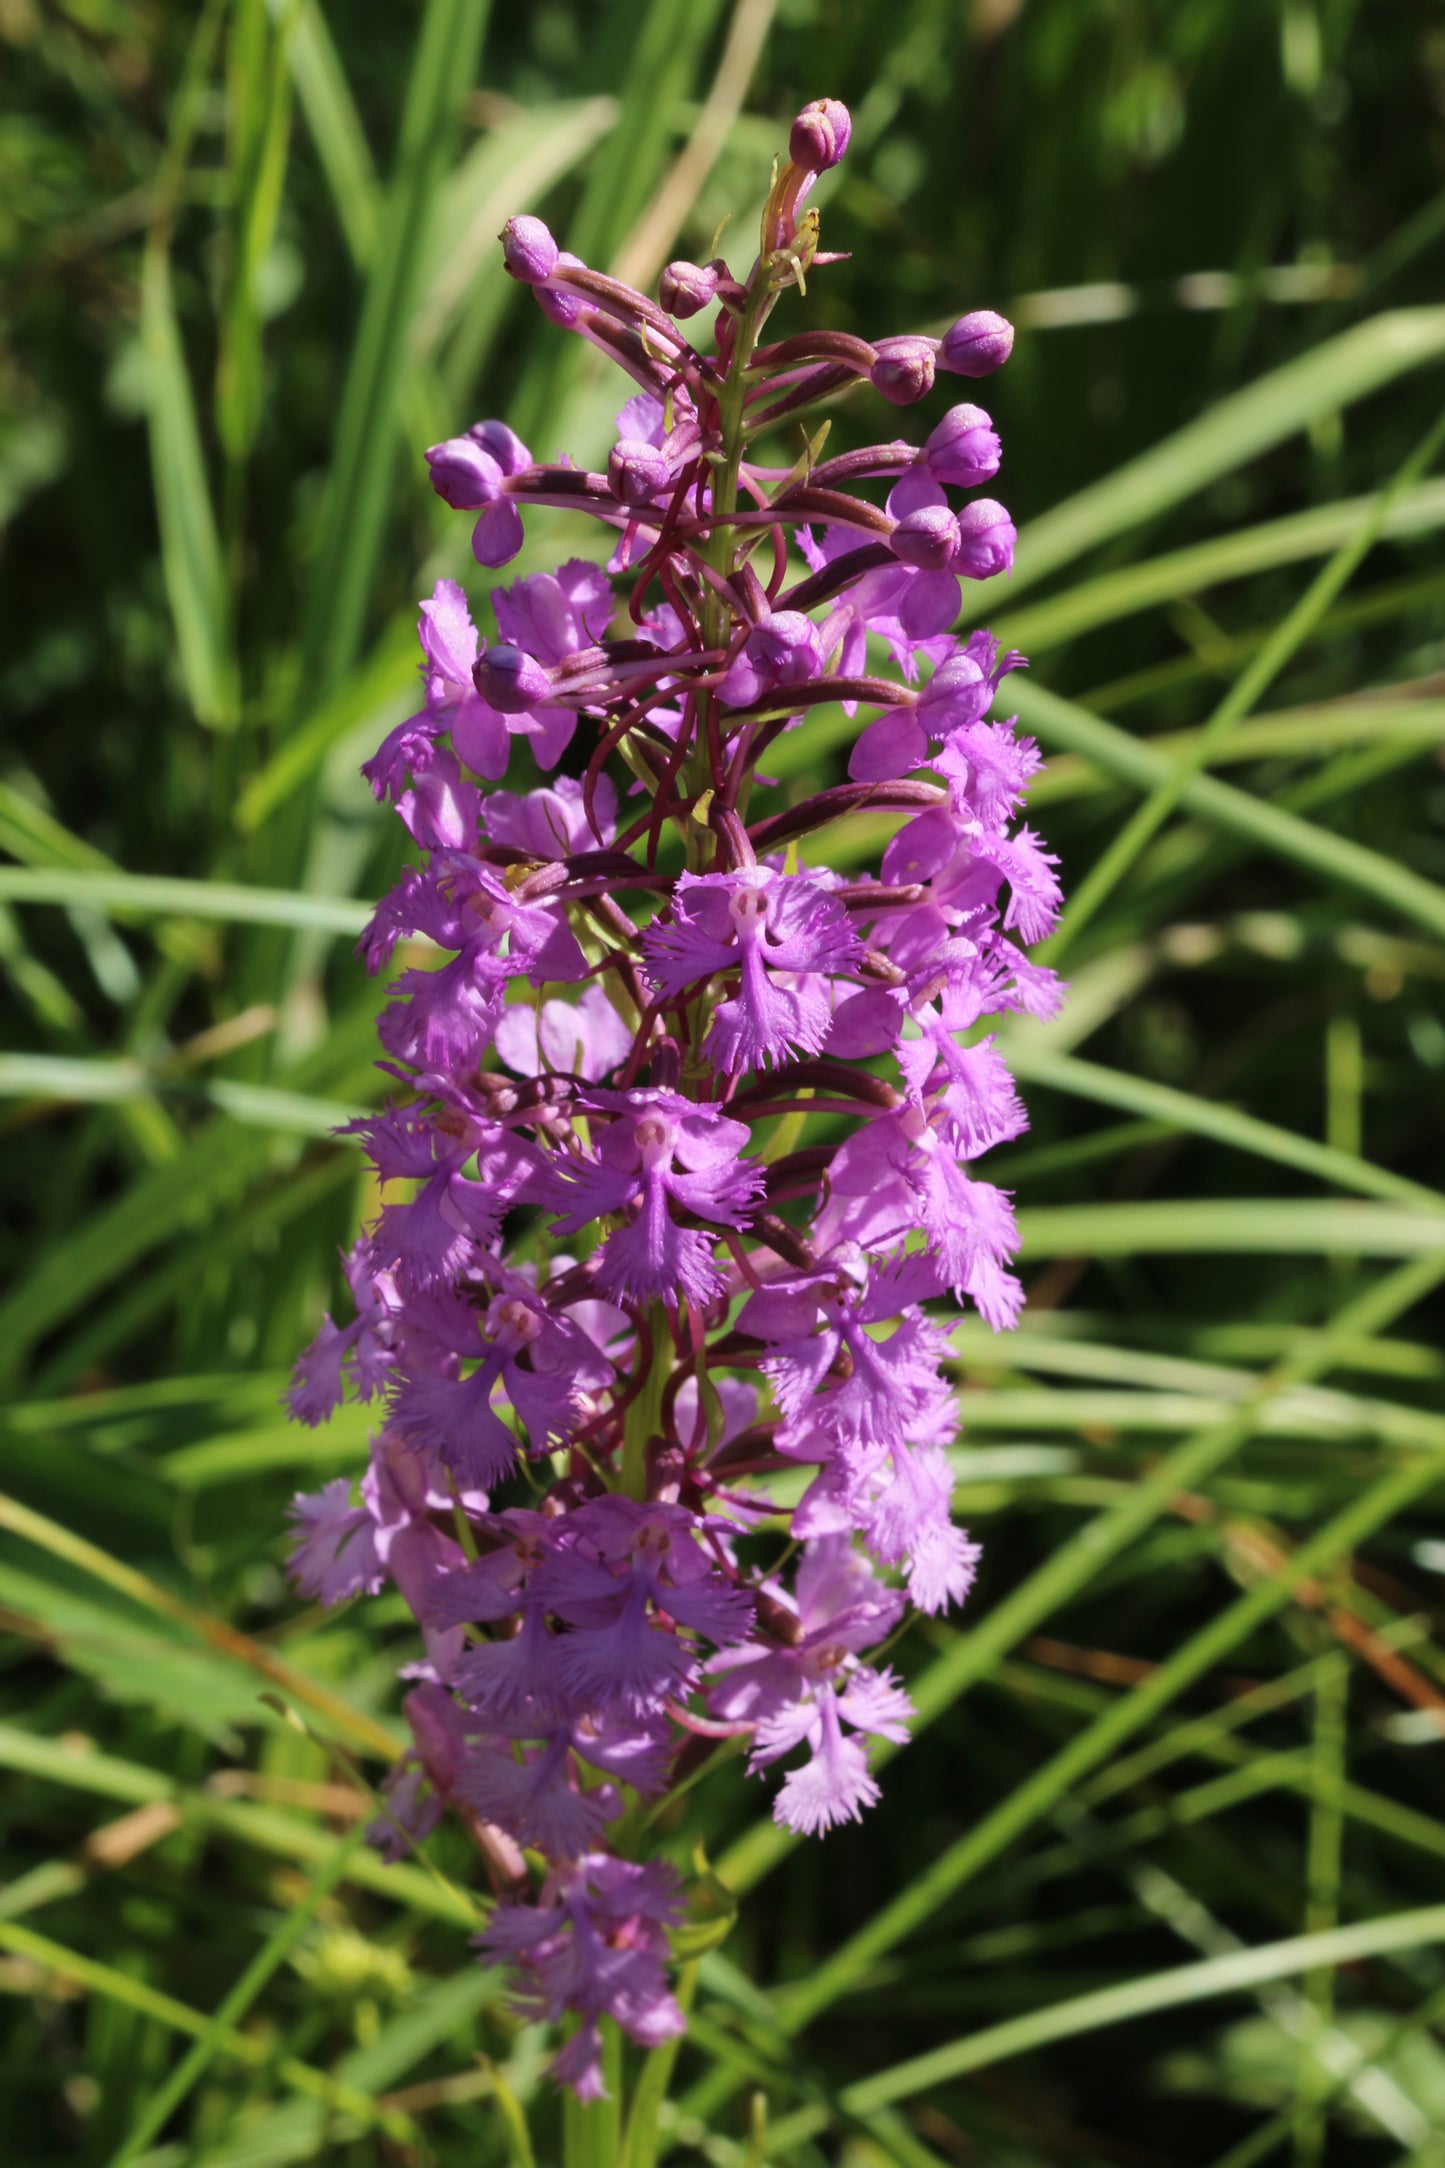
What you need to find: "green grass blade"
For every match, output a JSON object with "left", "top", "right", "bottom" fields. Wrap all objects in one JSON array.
[
  {"left": 1010, "top": 308, "right": 1445, "bottom": 595},
  {"left": 274, "top": 0, "right": 379, "bottom": 267},
  {"left": 0, "top": 1055, "right": 362, "bottom": 1138},
  {"left": 1004, "top": 1045, "right": 1443, "bottom": 1210},
  {"left": 0, "top": 1491, "right": 399, "bottom": 1758},
  {"left": 142, "top": 220, "right": 234, "bottom": 732},
  {"left": 0, "top": 1920, "right": 407, "bottom": 2135},
  {"left": 299, "top": 0, "right": 489, "bottom": 694},
  {"left": 1015, "top": 1200, "right": 1445, "bottom": 1258},
  {"left": 837, "top": 1908, "right": 1445, "bottom": 2112},
  {"left": 414, "top": 95, "right": 620, "bottom": 360},
  {"left": 1206, "top": 1981, "right": 1445, "bottom": 2168},
  {"left": 0, "top": 1724, "right": 480, "bottom": 1922},
  {"left": 0, "top": 867, "right": 370, "bottom": 934},
  {"left": 216, "top": 0, "right": 298, "bottom": 466},
  {"left": 1050, "top": 403, "right": 1445, "bottom": 954},
  {"left": 109, "top": 1822, "right": 366, "bottom": 2167},
  {"left": 1008, "top": 676, "right": 1445, "bottom": 943},
  {"left": 992, "top": 482, "right": 1445, "bottom": 655}
]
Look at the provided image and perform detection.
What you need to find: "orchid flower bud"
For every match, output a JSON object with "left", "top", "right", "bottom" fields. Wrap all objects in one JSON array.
[
  {"left": 940, "top": 309, "right": 1015, "bottom": 377},
  {"left": 473, "top": 644, "right": 552, "bottom": 713},
  {"left": 744, "top": 610, "right": 823, "bottom": 687},
  {"left": 890, "top": 503, "right": 962, "bottom": 572},
  {"left": 789, "top": 97, "right": 852, "bottom": 172},
  {"left": 608, "top": 437, "right": 672, "bottom": 506},
  {"left": 870, "top": 334, "right": 939, "bottom": 407},
  {"left": 953, "top": 498, "right": 1017, "bottom": 578},
  {"left": 501, "top": 214, "right": 560, "bottom": 285},
  {"left": 659, "top": 259, "right": 721, "bottom": 318},
  {"left": 915, "top": 650, "right": 991, "bottom": 732},
  {"left": 922, "top": 403, "right": 1001, "bottom": 486},
  {"left": 424, "top": 436, "right": 504, "bottom": 511}
]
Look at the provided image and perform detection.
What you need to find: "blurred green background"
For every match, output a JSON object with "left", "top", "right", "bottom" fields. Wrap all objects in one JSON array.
[{"left": 3, "top": 2, "right": 1445, "bottom": 2163}]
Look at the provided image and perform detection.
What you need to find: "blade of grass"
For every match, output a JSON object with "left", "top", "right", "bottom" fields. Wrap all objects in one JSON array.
[
  {"left": 0, "top": 1724, "right": 478, "bottom": 1923},
  {"left": 779, "top": 1442, "right": 1445, "bottom": 2038},
  {"left": 183, "top": 1970, "right": 508, "bottom": 2168},
  {"left": 1002, "top": 1045, "right": 1443, "bottom": 1210},
  {"left": 1015, "top": 1200, "right": 1445, "bottom": 1258},
  {"left": 109, "top": 1822, "right": 366, "bottom": 2167},
  {"left": 0, "top": 1919, "right": 410, "bottom": 2136},
  {"left": 1207, "top": 1981, "right": 1445, "bottom": 2168},
  {"left": 142, "top": 0, "right": 236, "bottom": 729},
  {"left": 1008, "top": 676, "right": 1445, "bottom": 944},
  {"left": 1028, "top": 699, "right": 1445, "bottom": 810},
  {"left": 272, "top": 0, "right": 379, "bottom": 267},
  {"left": 0, "top": 1056, "right": 362, "bottom": 1138},
  {"left": 0, "top": 1491, "right": 398, "bottom": 1759},
  {"left": 1049, "top": 403, "right": 1445, "bottom": 956},
  {"left": 0, "top": 866, "right": 371, "bottom": 934},
  {"left": 216, "top": 0, "right": 298, "bottom": 469},
  {"left": 837, "top": 1906, "right": 1445, "bottom": 2112},
  {"left": 991, "top": 482, "right": 1445, "bottom": 655},
  {"left": 1009, "top": 308, "right": 1445, "bottom": 596},
  {"left": 299, "top": 0, "right": 489, "bottom": 694},
  {"left": 611, "top": 0, "right": 777, "bottom": 295}
]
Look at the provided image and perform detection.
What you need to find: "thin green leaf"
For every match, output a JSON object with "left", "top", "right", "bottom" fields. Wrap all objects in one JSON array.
[
  {"left": 1004, "top": 1044, "right": 1443, "bottom": 1210},
  {"left": 1008, "top": 676, "right": 1445, "bottom": 944},
  {"left": 1015, "top": 1199, "right": 1445, "bottom": 1258},
  {"left": 1010, "top": 308, "right": 1445, "bottom": 595},
  {"left": 300, "top": 0, "right": 489, "bottom": 695},
  {"left": 272, "top": 0, "right": 379, "bottom": 267},
  {"left": 110, "top": 1823, "right": 367, "bottom": 2167},
  {"left": 992, "top": 481, "right": 1445, "bottom": 655},
  {"left": 0, "top": 1920, "right": 409, "bottom": 2137},
  {"left": 837, "top": 1907, "right": 1445, "bottom": 2111}
]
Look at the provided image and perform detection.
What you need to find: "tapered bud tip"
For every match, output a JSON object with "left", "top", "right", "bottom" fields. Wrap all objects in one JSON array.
[
  {"left": 608, "top": 437, "right": 672, "bottom": 506},
  {"left": 789, "top": 97, "right": 852, "bottom": 172},
  {"left": 424, "top": 436, "right": 503, "bottom": 510},
  {"left": 501, "top": 214, "right": 559, "bottom": 284},
  {"left": 473, "top": 644, "right": 552, "bottom": 713},
  {"left": 659, "top": 258, "right": 721, "bottom": 318},
  {"left": 870, "top": 334, "right": 939, "bottom": 407},
  {"left": 941, "top": 309, "right": 1015, "bottom": 377}
]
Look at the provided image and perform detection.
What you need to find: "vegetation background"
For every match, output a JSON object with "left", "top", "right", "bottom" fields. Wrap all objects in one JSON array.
[{"left": 3, "top": 1, "right": 1445, "bottom": 2162}]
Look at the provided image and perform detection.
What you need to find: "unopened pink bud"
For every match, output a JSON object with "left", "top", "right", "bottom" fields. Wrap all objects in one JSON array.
[
  {"left": 890, "top": 504, "right": 961, "bottom": 572},
  {"left": 940, "top": 309, "right": 1015, "bottom": 378},
  {"left": 501, "top": 214, "right": 559, "bottom": 285},
  {"left": 870, "top": 335, "right": 938, "bottom": 407},
  {"left": 474, "top": 645, "right": 552, "bottom": 713},
  {"left": 953, "top": 499, "right": 1016, "bottom": 579},
  {"left": 608, "top": 438, "right": 672, "bottom": 506},
  {"left": 659, "top": 259, "right": 721, "bottom": 319},
  {"left": 424, "top": 437, "right": 502, "bottom": 510},
  {"left": 789, "top": 97, "right": 852, "bottom": 173}
]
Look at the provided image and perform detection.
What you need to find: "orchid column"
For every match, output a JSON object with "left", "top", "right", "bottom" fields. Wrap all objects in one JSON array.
[{"left": 287, "top": 95, "right": 1063, "bottom": 2108}]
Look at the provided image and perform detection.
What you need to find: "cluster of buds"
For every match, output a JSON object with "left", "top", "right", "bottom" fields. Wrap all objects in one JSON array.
[{"left": 286, "top": 96, "right": 1062, "bottom": 2099}]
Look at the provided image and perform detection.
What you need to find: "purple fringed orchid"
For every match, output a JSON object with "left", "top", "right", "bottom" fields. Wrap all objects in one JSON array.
[{"left": 283, "top": 97, "right": 1063, "bottom": 2105}]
